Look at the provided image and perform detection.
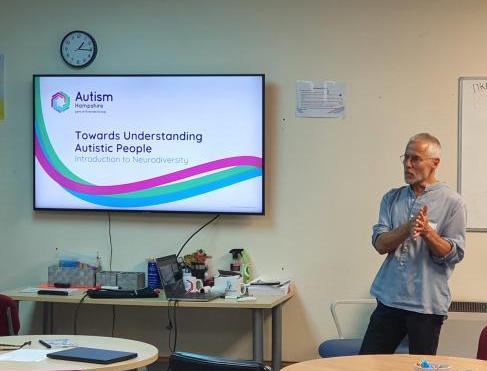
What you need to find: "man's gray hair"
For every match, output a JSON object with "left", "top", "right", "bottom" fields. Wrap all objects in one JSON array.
[{"left": 409, "top": 133, "right": 441, "bottom": 158}]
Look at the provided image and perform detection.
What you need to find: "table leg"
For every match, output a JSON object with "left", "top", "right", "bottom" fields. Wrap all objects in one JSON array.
[
  {"left": 252, "top": 308, "right": 264, "bottom": 362},
  {"left": 272, "top": 305, "right": 282, "bottom": 370},
  {"left": 42, "top": 302, "right": 53, "bottom": 335},
  {"left": 50, "top": 302, "right": 54, "bottom": 334}
]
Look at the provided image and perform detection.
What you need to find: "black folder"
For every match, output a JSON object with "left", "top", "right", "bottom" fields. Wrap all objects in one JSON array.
[{"left": 47, "top": 346, "right": 138, "bottom": 364}]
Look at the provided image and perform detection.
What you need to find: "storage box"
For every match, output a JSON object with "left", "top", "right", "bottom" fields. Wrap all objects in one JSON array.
[
  {"left": 48, "top": 265, "right": 98, "bottom": 286},
  {"left": 96, "top": 271, "right": 145, "bottom": 290},
  {"left": 95, "top": 271, "right": 117, "bottom": 287}
]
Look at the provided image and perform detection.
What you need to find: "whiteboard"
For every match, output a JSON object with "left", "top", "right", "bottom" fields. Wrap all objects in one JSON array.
[{"left": 458, "top": 77, "right": 487, "bottom": 231}]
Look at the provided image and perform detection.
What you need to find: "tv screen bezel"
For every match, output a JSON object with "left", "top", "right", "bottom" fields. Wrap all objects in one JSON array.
[{"left": 33, "top": 74, "right": 265, "bottom": 215}]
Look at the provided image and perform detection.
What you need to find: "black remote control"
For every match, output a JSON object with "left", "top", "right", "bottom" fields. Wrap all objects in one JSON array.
[{"left": 38, "top": 289, "right": 69, "bottom": 296}]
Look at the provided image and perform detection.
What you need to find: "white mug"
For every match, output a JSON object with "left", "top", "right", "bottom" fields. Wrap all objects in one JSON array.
[
  {"left": 183, "top": 274, "right": 203, "bottom": 293},
  {"left": 214, "top": 275, "right": 246, "bottom": 297},
  {"left": 227, "top": 281, "right": 246, "bottom": 297}
]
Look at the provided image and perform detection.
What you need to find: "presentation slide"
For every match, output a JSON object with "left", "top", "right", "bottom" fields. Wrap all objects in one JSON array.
[{"left": 34, "top": 75, "right": 264, "bottom": 214}]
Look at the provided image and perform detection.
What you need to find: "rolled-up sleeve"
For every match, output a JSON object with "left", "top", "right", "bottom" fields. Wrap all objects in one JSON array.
[
  {"left": 372, "top": 191, "right": 394, "bottom": 247},
  {"left": 432, "top": 199, "right": 466, "bottom": 265}
]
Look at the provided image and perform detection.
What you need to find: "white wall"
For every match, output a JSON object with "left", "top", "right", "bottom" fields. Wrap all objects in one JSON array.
[{"left": 1, "top": 0, "right": 487, "bottom": 362}]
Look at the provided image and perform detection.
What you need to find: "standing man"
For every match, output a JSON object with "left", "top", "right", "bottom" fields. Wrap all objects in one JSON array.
[{"left": 360, "top": 133, "right": 466, "bottom": 355}]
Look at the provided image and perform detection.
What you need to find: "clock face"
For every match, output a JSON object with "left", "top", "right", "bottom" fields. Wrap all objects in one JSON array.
[{"left": 60, "top": 31, "right": 97, "bottom": 68}]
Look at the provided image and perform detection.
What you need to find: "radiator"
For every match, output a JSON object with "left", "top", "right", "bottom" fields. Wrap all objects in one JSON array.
[{"left": 450, "top": 301, "right": 487, "bottom": 313}]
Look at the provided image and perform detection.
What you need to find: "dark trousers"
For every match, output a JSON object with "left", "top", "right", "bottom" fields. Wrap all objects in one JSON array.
[{"left": 359, "top": 301, "right": 445, "bottom": 355}]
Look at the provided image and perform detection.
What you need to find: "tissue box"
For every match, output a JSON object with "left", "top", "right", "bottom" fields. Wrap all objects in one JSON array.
[
  {"left": 48, "top": 265, "right": 98, "bottom": 286},
  {"left": 96, "top": 271, "right": 145, "bottom": 290}
]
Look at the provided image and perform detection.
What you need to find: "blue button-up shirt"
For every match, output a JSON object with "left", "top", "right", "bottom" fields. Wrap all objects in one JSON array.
[{"left": 371, "top": 182, "right": 466, "bottom": 315}]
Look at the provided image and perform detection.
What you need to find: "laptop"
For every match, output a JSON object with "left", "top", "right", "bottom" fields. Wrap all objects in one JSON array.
[
  {"left": 47, "top": 346, "right": 137, "bottom": 364},
  {"left": 156, "top": 254, "right": 221, "bottom": 302}
]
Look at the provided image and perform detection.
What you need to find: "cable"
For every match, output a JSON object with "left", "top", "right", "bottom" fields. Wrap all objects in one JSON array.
[
  {"left": 74, "top": 293, "right": 116, "bottom": 337},
  {"left": 107, "top": 211, "right": 113, "bottom": 271},
  {"left": 107, "top": 212, "right": 117, "bottom": 337},
  {"left": 176, "top": 214, "right": 221, "bottom": 258},
  {"left": 172, "top": 299, "right": 179, "bottom": 352},
  {"left": 165, "top": 215, "right": 219, "bottom": 357},
  {"left": 166, "top": 299, "right": 180, "bottom": 353},
  {"left": 73, "top": 292, "right": 89, "bottom": 335},
  {"left": 166, "top": 299, "right": 174, "bottom": 352}
]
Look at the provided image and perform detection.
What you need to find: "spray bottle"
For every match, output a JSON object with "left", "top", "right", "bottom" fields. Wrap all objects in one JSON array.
[
  {"left": 229, "top": 249, "right": 244, "bottom": 273},
  {"left": 240, "top": 250, "right": 251, "bottom": 284}
]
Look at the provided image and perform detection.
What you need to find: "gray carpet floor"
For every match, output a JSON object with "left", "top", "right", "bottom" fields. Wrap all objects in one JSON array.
[{"left": 146, "top": 360, "right": 169, "bottom": 370}]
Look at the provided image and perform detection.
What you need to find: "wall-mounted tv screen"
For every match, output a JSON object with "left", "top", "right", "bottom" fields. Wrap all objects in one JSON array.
[{"left": 34, "top": 74, "right": 264, "bottom": 214}]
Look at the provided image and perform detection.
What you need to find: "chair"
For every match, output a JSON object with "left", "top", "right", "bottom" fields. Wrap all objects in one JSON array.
[
  {"left": 318, "top": 299, "right": 408, "bottom": 357},
  {"left": 169, "top": 351, "right": 271, "bottom": 371},
  {"left": 477, "top": 325, "right": 487, "bottom": 360},
  {"left": 0, "top": 294, "right": 20, "bottom": 336}
]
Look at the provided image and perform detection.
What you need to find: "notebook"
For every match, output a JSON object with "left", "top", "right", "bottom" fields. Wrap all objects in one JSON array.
[
  {"left": 46, "top": 346, "right": 137, "bottom": 364},
  {"left": 156, "top": 254, "right": 221, "bottom": 302}
]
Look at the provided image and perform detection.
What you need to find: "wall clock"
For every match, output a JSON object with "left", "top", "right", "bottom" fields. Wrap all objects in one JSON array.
[{"left": 60, "top": 30, "right": 97, "bottom": 68}]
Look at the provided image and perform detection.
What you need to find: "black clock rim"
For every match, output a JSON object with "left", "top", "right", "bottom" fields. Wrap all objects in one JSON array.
[{"left": 60, "top": 30, "right": 98, "bottom": 68}]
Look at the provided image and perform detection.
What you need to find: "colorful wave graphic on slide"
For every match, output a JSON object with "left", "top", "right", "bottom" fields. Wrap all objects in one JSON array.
[{"left": 34, "top": 86, "right": 262, "bottom": 208}]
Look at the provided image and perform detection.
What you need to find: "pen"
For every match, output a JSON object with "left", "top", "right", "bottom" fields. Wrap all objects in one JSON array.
[{"left": 38, "top": 339, "right": 51, "bottom": 349}]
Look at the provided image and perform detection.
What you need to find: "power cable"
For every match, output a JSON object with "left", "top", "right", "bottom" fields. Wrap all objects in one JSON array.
[
  {"left": 107, "top": 211, "right": 115, "bottom": 336},
  {"left": 107, "top": 212, "right": 113, "bottom": 271},
  {"left": 73, "top": 292, "right": 89, "bottom": 335},
  {"left": 176, "top": 214, "right": 220, "bottom": 259},
  {"left": 166, "top": 299, "right": 180, "bottom": 353}
]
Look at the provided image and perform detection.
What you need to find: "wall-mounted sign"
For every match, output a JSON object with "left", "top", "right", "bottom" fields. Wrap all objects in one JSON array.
[{"left": 296, "top": 80, "right": 345, "bottom": 118}]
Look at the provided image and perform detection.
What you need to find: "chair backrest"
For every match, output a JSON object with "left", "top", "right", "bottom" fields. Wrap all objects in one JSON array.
[
  {"left": 330, "top": 299, "right": 375, "bottom": 338},
  {"left": 319, "top": 299, "right": 408, "bottom": 358},
  {"left": 169, "top": 352, "right": 271, "bottom": 371},
  {"left": 477, "top": 325, "right": 487, "bottom": 360},
  {"left": 0, "top": 294, "right": 20, "bottom": 336}
]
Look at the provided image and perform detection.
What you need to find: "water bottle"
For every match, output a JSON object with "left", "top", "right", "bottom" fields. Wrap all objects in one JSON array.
[{"left": 147, "top": 257, "right": 162, "bottom": 289}]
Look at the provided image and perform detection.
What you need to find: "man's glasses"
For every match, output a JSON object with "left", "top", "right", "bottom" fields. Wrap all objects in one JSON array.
[
  {"left": 0, "top": 341, "right": 31, "bottom": 351},
  {"left": 400, "top": 154, "right": 437, "bottom": 165}
]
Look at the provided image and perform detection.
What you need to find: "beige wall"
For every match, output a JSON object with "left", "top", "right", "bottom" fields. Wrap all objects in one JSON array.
[{"left": 1, "top": 0, "right": 487, "bottom": 362}]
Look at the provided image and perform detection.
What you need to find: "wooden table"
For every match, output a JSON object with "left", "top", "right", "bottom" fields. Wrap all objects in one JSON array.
[
  {"left": 283, "top": 354, "right": 487, "bottom": 371},
  {"left": 0, "top": 334, "right": 158, "bottom": 370},
  {"left": 1, "top": 288, "right": 293, "bottom": 371}
]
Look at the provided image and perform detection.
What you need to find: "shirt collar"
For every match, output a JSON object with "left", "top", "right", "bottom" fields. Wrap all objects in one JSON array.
[{"left": 408, "top": 181, "right": 447, "bottom": 196}]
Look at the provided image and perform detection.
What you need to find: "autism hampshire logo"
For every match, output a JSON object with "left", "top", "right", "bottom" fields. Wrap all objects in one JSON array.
[{"left": 51, "top": 91, "right": 70, "bottom": 113}]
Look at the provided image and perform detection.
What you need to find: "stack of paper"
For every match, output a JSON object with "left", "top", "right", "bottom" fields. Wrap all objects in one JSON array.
[
  {"left": 0, "top": 349, "right": 52, "bottom": 362},
  {"left": 247, "top": 278, "right": 292, "bottom": 297}
]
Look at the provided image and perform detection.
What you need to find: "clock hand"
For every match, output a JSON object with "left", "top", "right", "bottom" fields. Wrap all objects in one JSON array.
[
  {"left": 77, "top": 48, "right": 93, "bottom": 51},
  {"left": 75, "top": 42, "right": 85, "bottom": 51}
]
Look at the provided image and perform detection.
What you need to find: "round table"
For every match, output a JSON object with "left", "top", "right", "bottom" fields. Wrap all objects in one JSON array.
[
  {"left": 282, "top": 354, "right": 487, "bottom": 371},
  {"left": 0, "top": 334, "right": 159, "bottom": 370}
]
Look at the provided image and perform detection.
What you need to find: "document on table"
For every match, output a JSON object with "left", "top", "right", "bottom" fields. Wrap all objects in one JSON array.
[{"left": 0, "top": 349, "right": 53, "bottom": 361}]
